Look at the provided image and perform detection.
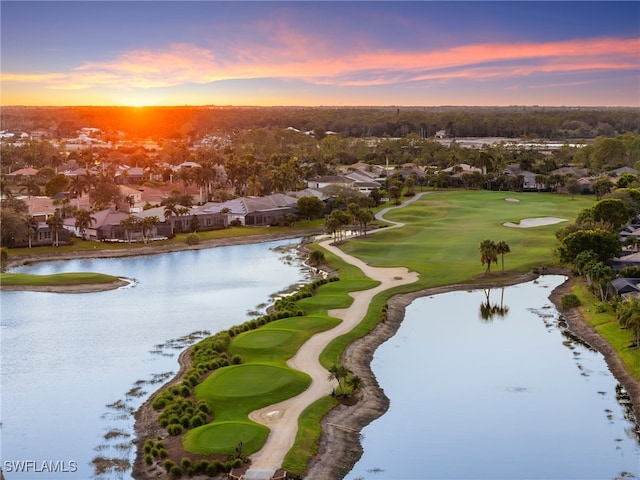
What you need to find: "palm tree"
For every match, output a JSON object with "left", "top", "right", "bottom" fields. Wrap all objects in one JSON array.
[
  {"left": 46, "top": 209, "right": 64, "bottom": 247},
  {"left": 496, "top": 241, "right": 511, "bottom": 272},
  {"left": 163, "top": 201, "right": 180, "bottom": 236},
  {"left": 69, "top": 175, "right": 89, "bottom": 209},
  {"left": 327, "top": 363, "right": 351, "bottom": 396},
  {"left": 18, "top": 176, "right": 41, "bottom": 198},
  {"left": 346, "top": 374, "right": 362, "bottom": 394},
  {"left": 220, "top": 207, "right": 231, "bottom": 228},
  {"left": 618, "top": 297, "right": 640, "bottom": 347},
  {"left": 141, "top": 216, "right": 159, "bottom": 244},
  {"left": 25, "top": 215, "right": 39, "bottom": 248},
  {"left": 479, "top": 239, "right": 498, "bottom": 275},
  {"left": 119, "top": 215, "right": 138, "bottom": 243},
  {"left": 74, "top": 208, "right": 96, "bottom": 240}
]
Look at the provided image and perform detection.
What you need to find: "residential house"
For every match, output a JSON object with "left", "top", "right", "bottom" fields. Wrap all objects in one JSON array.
[
  {"left": 201, "top": 193, "right": 299, "bottom": 227},
  {"left": 609, "top": 278, "right": 640, "bottom": 299},
  {"left": 307, "top": 175, "right": 357, "bottom": 190},
  {"left": 63, "top": 208, "right": 131, "bottom": 241}
]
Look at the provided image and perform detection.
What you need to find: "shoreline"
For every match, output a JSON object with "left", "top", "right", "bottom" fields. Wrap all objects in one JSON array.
[
  {"left": 5, "top": 232, "right": 639, "bottom": 479},
  {"left": 305, "top": 269, "right": 640, "bottom": 479}
]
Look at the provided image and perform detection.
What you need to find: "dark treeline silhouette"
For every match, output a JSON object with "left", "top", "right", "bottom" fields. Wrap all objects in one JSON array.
[{"left": 2, "top": 105, "right": 638, "bottom": 140}]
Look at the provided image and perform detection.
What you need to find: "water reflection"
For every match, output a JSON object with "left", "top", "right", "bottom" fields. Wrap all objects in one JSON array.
[
  {"left": 478, "top": 287, "right": 509, "bottom": 321},
  {"left": 348, "top": 275, "right": 640, "bottom": 480}
]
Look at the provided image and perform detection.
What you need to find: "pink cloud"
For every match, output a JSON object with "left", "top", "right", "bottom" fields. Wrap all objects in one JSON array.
[{"left": 2, "top": 36, "right": 637, "bottom": 92}]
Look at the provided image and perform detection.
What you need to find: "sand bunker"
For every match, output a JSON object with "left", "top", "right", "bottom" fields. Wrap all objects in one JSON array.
[
  {"left": 505, "top": 198, "right": 520, "bottom": 202},
  {"left": 504, "top": 217, "right": 568, "bottom": 228}
]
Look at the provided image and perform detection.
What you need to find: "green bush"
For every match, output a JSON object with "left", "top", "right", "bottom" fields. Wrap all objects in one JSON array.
[
  {"left": 164, "top": 460, "right": 176, "bottom": 473},
  {"left": 144, "top": 454, "right": 153, "bottom": 465},
  {"left": 561, "top": 293, "right": 582, "bottom": 308},
  {"left": 167, "top": 424, "right": 183, "bottom": 436},
  {"left": 185, "top": 233, "right": 200, "bottom": 245},
  {"left": 594, "top": 301, "right": 608, "bottom": 313}
]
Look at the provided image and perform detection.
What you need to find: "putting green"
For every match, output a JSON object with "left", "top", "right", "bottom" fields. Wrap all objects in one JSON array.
[
  {"left": 233, "top": 329, "right": 297, "bottom": 350},
  {"left": 198, "top": 364, "right": 304, "bottom": 398},
  {"left": 184, "top": 421, "right": 269, "bottom": 456}
]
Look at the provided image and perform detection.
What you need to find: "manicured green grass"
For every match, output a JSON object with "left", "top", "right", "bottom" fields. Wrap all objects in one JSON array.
[
  {"left": 287, "top": 190, "right": 596, "bottom": 475},
  {"left": 184, "top": 314, "right": 340, "bottom": 456},
  {"left": 183, "top": 420, "right": 270, "bottom": 456},
  {"left": 0, "top": 271, "right": 119, "bottom": 286},
  {"left": 282, "top": 396, "right": 337, "bottom": 478},
  {"left": 572, "top": 282, "right": 640, "bottom": 379},
  {"left": 341, "top": 191, "right": 594, "bottom": 288}
]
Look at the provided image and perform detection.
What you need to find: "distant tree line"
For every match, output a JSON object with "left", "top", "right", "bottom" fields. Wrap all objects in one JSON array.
[{"left": 2, "top": 105, "right": 638, "bottom": 141}]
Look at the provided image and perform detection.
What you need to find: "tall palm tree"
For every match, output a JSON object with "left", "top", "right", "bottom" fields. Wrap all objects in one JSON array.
[
  {"left": 163, "top": 201, "right": 180, "bottom": 236},
  {"left": 618, "top": 297, "right": 640, "bottom": 347},
  {"left": 141, "top": 216, "right": 159, "bottom": 244},
  {"left": 220, "top": 207, "right": 231, "bottom": 228},
  {"left": 74, "top": 208, "right": 96, "bottom": 240},
  {"left": 25, "top": 215, "right": 39, "bottom": 248},
  {"left": 479, "top": 239, "right": 498, "bottom": 275},
  {"left": 496, "top": 241, "right": 511, "bottom": 272},
  {"left": 46, "top": 209, "right": 64, "bottom": 247}
]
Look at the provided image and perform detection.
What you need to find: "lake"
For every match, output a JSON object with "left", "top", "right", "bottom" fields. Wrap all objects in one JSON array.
[
  {"left": 347, "top": 275, "right": 640, "bottom": 479},
  {"left": 0, "top": 239, "right": 311, "bottom": 480}
]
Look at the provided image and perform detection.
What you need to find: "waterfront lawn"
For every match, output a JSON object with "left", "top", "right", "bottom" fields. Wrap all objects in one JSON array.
[
  {"left": 0, "top": 271, "right": 118, "bottom": 286},
  {"left": 573, "top": 282, "right": 640, "bottom": 380},
  {"left": 6, "top": 223, "right": 324, "bottom": 259}
]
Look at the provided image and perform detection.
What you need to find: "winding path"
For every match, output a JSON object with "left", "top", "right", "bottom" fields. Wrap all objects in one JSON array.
[{"left": 244, "top": 194, "right": 427, "bottom": 478}]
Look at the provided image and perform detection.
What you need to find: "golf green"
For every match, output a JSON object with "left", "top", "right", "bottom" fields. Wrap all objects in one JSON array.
[
  {"left": 197, "top": 364, "right": 306, "bottom": 399},
  {"left": 184, "top": 421, "right": 269, "bottom": 456}
]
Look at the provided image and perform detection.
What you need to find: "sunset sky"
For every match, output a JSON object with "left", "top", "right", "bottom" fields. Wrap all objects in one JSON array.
[{"left": 1, "top": 1, "right": 639, "bottom": 107}]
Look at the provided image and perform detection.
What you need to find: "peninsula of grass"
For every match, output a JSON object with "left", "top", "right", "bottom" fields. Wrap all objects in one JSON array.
[{"left": 0, "top": 271, "right": 119, "bottom": 286}]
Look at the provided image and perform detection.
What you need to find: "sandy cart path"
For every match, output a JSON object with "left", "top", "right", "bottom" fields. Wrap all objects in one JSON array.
[{"left": 247, "top": 195, "right": 425, "bottom": 473}]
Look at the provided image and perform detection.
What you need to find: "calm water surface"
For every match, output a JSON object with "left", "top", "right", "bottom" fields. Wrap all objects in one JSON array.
[
  {"left": 347, "top": 275, "right": 640, "bottom": 480},
  {"left": 1, "top": 239, "right": 310, "bottom": 479}
]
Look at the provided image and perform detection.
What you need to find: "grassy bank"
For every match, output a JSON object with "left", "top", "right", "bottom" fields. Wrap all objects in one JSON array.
[
  {"left": 5, "top": 223, "right": 324, "bottom": 260},
  {"left": 1, "top": 271, "right": 119, "bottom": 286},
  {"left": 571, "top": 281, "right": 640, "bottom": 380}
]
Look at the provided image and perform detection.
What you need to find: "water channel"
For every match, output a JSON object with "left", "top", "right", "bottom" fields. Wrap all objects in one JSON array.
[
  {"left": 0, "top": 239, "right": 311, "bottom": 480},
  {"left": 347, "top": 275, "right": 640, "bottom": 480}
]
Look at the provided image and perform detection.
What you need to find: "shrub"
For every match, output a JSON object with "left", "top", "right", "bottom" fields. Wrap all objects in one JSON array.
[
  {"left": 206, "top": 461, "right": 223, "bottom": 476},
  {"left": 185, "top": 233, "right": 200, "bottom": 245},
  {"left": 594, "top": 301, "right": 608, "bottom": 313},
  {"left": 164, "top": 460, "right": 176, "bottom": 473},
  {"left": 144, "top": 454, "right": 153, "bottom": 465},
  {"left": 167, "top": 424, "right": 183, "bottom": 436},
  {"left": 561, "top": 293, "right": 582, "bottom": 308},
  {"left": 170, "top": 465, "right": 182, "bottom": 478}
]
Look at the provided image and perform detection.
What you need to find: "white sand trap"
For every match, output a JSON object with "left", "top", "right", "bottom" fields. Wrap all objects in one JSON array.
[
  {"left": 504, "top": 217, "right": 568, "bottom": 228},
  {"left": 505, "top": 197, "right": 520, "bottom": 202}
]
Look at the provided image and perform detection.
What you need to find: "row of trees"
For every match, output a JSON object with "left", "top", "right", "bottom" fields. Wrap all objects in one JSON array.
[
  {"left": 3, "top": 105, "right": 638, "bottom": 141},
  {"left": 556, "top": 188, "right": 640, "bottom": 347},
  {"left": 479, "top": 240, "right": 511, "bottom": 274}
]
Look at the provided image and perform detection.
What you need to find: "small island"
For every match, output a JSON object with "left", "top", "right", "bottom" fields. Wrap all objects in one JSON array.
[{"left": 0, "top": 272, "right": 129, "bottom": 293}]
